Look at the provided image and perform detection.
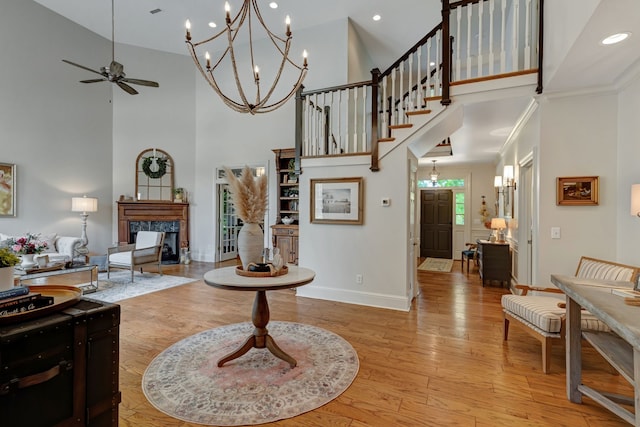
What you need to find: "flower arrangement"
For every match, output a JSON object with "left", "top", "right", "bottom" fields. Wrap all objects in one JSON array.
[
  {"left": 0, "top": 247, "right": 20, "bottom": 267},
  {"left": 224, "top": 166, "right": 268, "bottom": 223},
  {"left": 479, "top": 196, "right": 493, "bottom": 229},
  {"left": 8, "top": 233, "right": 48, "bottom": 255}
]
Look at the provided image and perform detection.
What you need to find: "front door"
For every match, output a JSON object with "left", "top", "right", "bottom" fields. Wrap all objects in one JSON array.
[{"left": 420, "top": 189, "right": 453, "bottom": 259}]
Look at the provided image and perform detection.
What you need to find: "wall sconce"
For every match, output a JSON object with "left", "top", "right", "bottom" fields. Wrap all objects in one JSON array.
[
  {"left": 503, "top": 165, "right": 516, "bottom": 189},
  {"left": 631, "top": 184, "right": 640, "bottom": 217},
  {"left": 494, "top": 175, "right": 503, "bottom": 215}
]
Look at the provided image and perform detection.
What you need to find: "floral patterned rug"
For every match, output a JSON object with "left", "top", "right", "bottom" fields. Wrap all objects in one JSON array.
[{"left": 142, "top": 321, "right": 359, "bottom": 425}]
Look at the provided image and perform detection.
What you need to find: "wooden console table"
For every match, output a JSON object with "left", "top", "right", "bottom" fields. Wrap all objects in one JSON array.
[{"left": 550, "top": 274, "right": 640, "bottom": 425}]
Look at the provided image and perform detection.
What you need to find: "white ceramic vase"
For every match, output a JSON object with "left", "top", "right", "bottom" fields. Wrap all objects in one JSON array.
[
  {"left": 20, "top": 254, "right": 36, "bottom": 269},
  {"left": 237, "top": 223, "right": 264, "bottom": 270},
  {"left": 0, "top": 266, "right": 15, "bottom": 291}
]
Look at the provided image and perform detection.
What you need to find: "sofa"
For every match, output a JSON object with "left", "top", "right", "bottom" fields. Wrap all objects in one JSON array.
[{"left": 0, "top": 232, "right": 83, "bottom": 264}]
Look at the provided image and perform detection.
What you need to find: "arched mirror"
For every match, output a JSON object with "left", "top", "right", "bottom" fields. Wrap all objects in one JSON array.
[{"left": 135, "top": 149, "right": 174, "bottom": 201}]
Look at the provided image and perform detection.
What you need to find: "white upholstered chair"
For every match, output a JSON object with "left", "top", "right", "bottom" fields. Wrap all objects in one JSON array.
[{"left": 107, "top": 231, "right": 165, "bottom": 282}]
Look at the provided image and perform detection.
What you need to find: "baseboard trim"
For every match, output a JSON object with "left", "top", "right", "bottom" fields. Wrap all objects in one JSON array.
[{"left": 296, "top": 285, "right": 410, "bottom": 312}]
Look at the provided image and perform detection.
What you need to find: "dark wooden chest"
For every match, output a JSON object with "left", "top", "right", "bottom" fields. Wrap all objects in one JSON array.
[{"left": 0, "top": 298, "right": 121, "bottom": 427}]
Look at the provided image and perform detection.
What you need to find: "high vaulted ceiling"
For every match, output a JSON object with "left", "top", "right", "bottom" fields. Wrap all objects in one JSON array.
[{"left": 32, "top": 0, "right": 640, "bottom": 166}]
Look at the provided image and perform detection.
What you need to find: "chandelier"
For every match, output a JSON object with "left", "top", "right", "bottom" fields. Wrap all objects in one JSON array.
[
  {"left": 185, "top": 1, "right": 308, "bottom": 115},
  {"left": 430, "top": 160, "right": 440, "bottom": 185}
]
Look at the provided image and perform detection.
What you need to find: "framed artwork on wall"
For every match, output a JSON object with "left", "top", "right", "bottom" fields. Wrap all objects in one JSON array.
[
  {"left": 310, "top": 177, "right": 363, "bottom": 224},
  {"left": 0, "top": 163, "right": 16, "bottom": 217},
  {"left": 556, "top": 176, "right": 599, "bottom": 206}
]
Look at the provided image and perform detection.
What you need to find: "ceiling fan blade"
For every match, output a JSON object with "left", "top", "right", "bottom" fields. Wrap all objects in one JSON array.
[
  {"left": 62, "top": 59, "right": 104, "bottom": 76},
  {"left": 80, "top": 79, "right": 107, "bottom": 84},
  {"left": 116, "top": 81, "right": 138, "bottom": 95},
  {"left": 121, "top": 78, "right": 159, "bottom": 88}
]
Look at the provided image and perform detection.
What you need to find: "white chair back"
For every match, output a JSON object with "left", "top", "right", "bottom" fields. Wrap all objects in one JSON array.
[{"left": 135, "top": 231, "right": 163, "bottom": 249}]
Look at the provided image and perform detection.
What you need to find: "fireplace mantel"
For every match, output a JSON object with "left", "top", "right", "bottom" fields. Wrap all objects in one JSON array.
[{"left": 117, "top": 201, "right": 189, "bottom": 249}]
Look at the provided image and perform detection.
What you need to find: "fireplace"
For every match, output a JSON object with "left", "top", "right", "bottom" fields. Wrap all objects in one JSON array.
[
  {"left": 117, "top": 201, "right": 189, "bottom": 264},
  {"left": 129, "top": 221, "right": 180, "bottom": 264}
]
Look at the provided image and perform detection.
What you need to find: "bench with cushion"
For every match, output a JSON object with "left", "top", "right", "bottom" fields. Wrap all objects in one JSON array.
[{"left": 502, "top": 256, "right": 640, "bottom": 373}]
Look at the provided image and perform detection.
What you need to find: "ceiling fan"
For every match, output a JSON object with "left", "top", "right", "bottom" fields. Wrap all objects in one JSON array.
[{"left": 62, "top": 0, "right": 159, "bottom": 95}]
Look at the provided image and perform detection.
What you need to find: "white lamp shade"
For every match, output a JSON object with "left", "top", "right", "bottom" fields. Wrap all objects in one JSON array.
[
  {"left": 503, "top": 165, "right": 514, "bottom": 184},
  {"left": 494, "top": 176, "right": 503, "bottom": 187},
  {"left": 491, "top": 218, "right": 506, "bottom": 229},
  {"left": 631, "top": 184, "right": 640, "bottom": 216},
  {"left": 72, "top": 196, "right": 98, "bottom": 213}
]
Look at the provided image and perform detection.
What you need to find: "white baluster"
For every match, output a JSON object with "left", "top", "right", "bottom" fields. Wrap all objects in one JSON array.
[
  {"left": 524, "top": 0, "right": 532, "bottom": 69},
  {"left": 408, "top": 55, "right": 414, "bottom": 112},
  {"left": 381, "top": 77, "right": 388, "bottom": 137},
  {"left": 426, "top": 38, "right": 432, "bottom": 97},
  {"left": 353, "top": 87, "right": 358, "bottom": 153},
  {"left": 416, "top": 47, "right": 422, "bottom": 108},
  {"left": 399, "top": 60, "right": 405, "bottom": 123},
  {"left": 361, "top": 86, "right": 367, "bottom": 152},
  {"left": 478, "top": 0, "right": 484, "bottom": 77},
  {"left": 512, "top": 0, "right": 519, "bottom": 71},
  {"left": 344, "top": 88, "right": 349, "bottom": 153},
  {"left": 455, "top": 7, "right": 461, "bottom": 81},
  {"left": 500, "top": 0, "right": 506, "bottom": 73},
  {"left": 466, "top": 4, "right": 472, "bottom": 79},
  {"left": 435, "top": 30, "right": 441, "bottom": 97},
  {"left": 391, "top": 70, "right": 396, "bottom": 126},
  {"left": 338, "top": 89, "right": 343, "bottom": 153},
  {"left": 489, "top": 0, "right": 495, "bottom": 75}
]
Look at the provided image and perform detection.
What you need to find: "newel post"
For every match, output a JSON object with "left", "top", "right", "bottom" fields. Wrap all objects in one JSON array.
[
  {"left": 441, "top": 0, "right": 452, "bottom": 105},
  {"left": 370, "top": 68, "right": 381, "bottom": 172}
]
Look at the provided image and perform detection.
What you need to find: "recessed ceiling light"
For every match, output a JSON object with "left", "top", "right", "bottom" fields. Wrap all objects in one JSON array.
[
  {"left": 209, "top": 22, "right": 217, "bottom": 28},
  {"left": 429, "top": 61, "right": 435, "bottom": 67},
  {"left": 373, "top": 15, "right": 381, "bottom": 21},
  {"left": 601, "top": 32, "right": 631, "bottom": 45},
  {"left": 269, "top": 2, "right": 278, "bottom": 9}
]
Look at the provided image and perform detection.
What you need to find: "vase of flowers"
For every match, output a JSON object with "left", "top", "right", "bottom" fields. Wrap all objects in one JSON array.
[
  {"left": 8, "top": 233, "right": 48, "bottom": 269},
  {"left": 0, "top": 247, "right": 21, "bottom": 291},
  {"left": 224, "top": 166, "right": 268, "bottom": 270}
]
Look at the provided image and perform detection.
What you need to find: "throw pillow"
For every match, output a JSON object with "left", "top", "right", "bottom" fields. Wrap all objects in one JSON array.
[{"left": 40, "top": 233, "right": 58, "bottom": 254}]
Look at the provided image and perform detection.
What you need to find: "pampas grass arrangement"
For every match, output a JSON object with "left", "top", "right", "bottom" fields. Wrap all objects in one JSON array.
[{"left": 224, "top": 166, "right": 268, "bottom": 223}]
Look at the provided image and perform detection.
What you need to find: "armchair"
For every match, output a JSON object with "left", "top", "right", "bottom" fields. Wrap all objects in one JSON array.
[{"left": 107, "top": 231, "right": 165, "bottom": 282}]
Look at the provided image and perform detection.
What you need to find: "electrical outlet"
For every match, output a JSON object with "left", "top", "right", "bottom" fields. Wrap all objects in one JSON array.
[{"left": 356, "top": 274, "right": 363, "bottom": 284}]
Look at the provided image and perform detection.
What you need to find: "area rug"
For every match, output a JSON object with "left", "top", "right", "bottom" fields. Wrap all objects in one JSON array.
[
  {"left": 81, "top": 271, "right": 196, "bottom": 302},
  {"left": 418, "top": 257, "right": 454, "bottom": 272},
  {"left": 142, "top": 321, "right": 359, "bottom": 426}
]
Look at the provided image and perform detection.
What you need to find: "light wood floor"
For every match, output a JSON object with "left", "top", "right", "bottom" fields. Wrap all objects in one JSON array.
[{"left": 78, "top": 261, "right": 633, "bottom": 426}]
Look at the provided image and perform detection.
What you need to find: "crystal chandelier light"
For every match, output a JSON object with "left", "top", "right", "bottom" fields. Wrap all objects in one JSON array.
[
  {"left": 430, "top": 160, "right": 440, "bottom": 185},
  {"left": 185, "top": 0, "right": 308, "bottom": 115}
]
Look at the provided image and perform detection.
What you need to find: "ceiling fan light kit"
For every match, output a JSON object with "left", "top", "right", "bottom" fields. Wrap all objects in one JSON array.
[
  {"left": 62, "top": 0, "right": 159, "bottom": 95},
  {"left": 185, "top": 0, "right": 308, "bottom": 114}
]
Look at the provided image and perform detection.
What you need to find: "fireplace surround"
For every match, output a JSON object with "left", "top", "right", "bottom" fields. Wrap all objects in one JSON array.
[{"left": 117, "top": 201, "right": 189, "bottom": 263}]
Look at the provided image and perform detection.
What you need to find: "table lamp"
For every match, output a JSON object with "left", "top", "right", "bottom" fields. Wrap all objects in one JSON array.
[
  {"left": 491, "top": 217, "right": 507, "bottom": 243},
  {"left": 72, "top": 195, "right": 98, "bottom": 257}
]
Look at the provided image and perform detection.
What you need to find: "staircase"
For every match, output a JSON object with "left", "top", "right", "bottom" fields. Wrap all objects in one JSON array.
[{"left": 294, "top": 0, "right": 542, "bottom": 171}]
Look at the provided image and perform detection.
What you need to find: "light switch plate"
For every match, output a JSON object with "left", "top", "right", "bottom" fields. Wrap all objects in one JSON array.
[{"left": 551, "top": 227, "right": 561, "bottom": 239}]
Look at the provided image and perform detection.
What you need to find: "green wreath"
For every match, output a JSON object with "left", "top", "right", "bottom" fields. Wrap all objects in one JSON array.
[{"left": 142, "top": 157, "right": 168, "bottom": 179}]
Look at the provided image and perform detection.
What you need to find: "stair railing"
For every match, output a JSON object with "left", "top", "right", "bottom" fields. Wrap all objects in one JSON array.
[{"left": 296, "top": 0, "right": 542, "bottom": 172}]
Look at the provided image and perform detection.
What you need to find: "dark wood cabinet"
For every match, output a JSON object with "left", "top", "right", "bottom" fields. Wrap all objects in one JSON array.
[
  {"left": 0, "top": 299, "right": 121, "bottom": 427},
  {"left": 272, "top": 148, "right": 299, "bottom": 265},
  {"left": 477, "top": 240, "right": 511, "bottom": 287}
]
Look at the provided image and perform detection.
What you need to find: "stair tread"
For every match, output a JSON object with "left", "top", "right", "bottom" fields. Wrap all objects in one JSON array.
[
  {"left": 378, "top": 137, "right": 396, "bottom": 143},
  {"left": 406, "top": 109, "right": 432, "bottom": 116},
  {"left": 389, "top": 123, "right": 413, "bottom": 130},
  {"left": 424, "top": 96, "right": 443, "bottom": 102}
]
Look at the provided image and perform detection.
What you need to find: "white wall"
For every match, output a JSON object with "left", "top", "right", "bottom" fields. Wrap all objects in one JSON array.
[
  {"left": 616, "top": 68, "right": 640, "bottom": 266},
  {"left": 111, "top": 43, "right": 196, "bottom": 246},
  {"left": 0, "top": 0, "right": 113, "bottom": 251},
  {"left": 536, "top": 91, "right": 619, "bottom": 284}
]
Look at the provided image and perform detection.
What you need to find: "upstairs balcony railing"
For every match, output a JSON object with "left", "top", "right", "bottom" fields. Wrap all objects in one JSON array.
[{"left": 295, "top": 0, "right": 543, "bottom": 172}]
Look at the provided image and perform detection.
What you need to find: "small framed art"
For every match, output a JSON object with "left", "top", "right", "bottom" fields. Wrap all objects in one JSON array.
[
  {"left": 0, "top": 163, "right": 16, "bottom": 217},
  {"left": 556, "top": 176, "right": 599, "bottom": 206},
  {"left": 310, "top": 177, "right": 363, "bottom": 224}
]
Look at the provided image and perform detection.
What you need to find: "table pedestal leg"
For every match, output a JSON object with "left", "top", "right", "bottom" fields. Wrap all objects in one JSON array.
[{"left": 217, "top": 290, "right": 297, "bottom": 368}]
